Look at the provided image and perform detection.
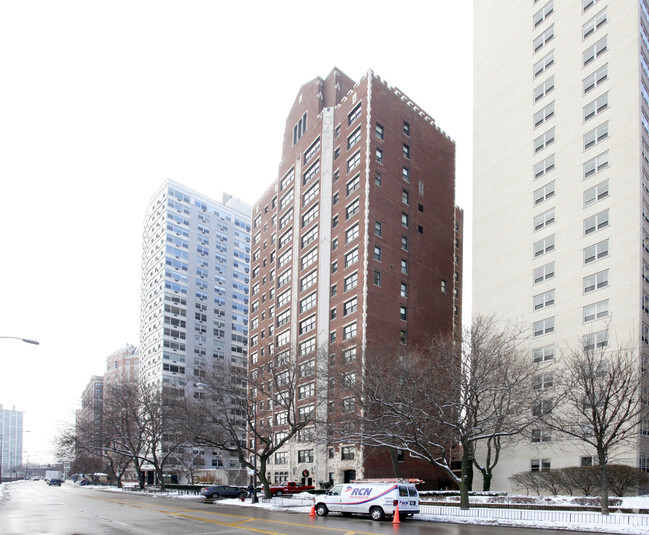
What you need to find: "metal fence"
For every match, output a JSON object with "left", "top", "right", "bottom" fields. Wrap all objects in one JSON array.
[{"left": 420, "top": 505, "right": 649, "bottom": 529}]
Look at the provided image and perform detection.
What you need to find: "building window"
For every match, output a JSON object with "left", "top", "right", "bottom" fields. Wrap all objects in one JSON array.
[
  {"left": 583, "top": 64, "right": 607, "bottom": 93},
  {"left": 292, "top": 112, "right": 307, "bottom": 145},
  {"left": 298, "top": 449, "right": 314, "bottom": 463},
  {"left": 373, "top": 270, "right": 381, "bottom": 286},
  {"left": 347, "top": 127, "right": 362, "bottom": 150},
  {"left": 583, "top": 269, "right": 608, "bottom": 293},
  {"left": 534, "top": 75, "right": 555, "bottom": 102},
  {"left": 534, "top": 101, "right": 555, "bottom": 128},
  {"left": 375, "top": 221, "right": 382, "bottom": 237},
  {"left": 343, "top": 297, "right": 358, "bottom": 316},
  {"left": 584, "top": 92, "right": 608, "bottom": 122},
  {"left": 534, "top": 373, "right": 553, "bottom": 390},
  {"left": 533, "top": 289, "right": 555, "bottom": 310},
  {"left": 298, "top": 384, "right": 315, "bottom": 401},
  {"left": 346, "top": 198, "right": 360, "bottom": 219},
  {"left": 534, "top": 25, "right": 554, "bottom": 53},
  {"left": 341, "top": 446, "right": 355, "bottom": 460},
  {"left": 583, "top": 209, "right": 608, "bottom": 235},
  {"left": 533, "top": 317, "right": 555, "bottom": 336},
  {"left": 401, "top": 213, "right": 409, "bottom": 228},
  {"left": 343, "top": 347, "right": 356, "bottom": 363},
  {"left": 399, "top": 306, "right": 407, "bottom": 321},
  {"left": 534, "top": 208, "right": 555, "bottom": 231},
  {"left": 401, "top": 236, "right": 408, "bottom": 251},
  {"left": 584, "top": 122, "right": 608, "bottom": 150},
  {"left": 533, "top": 344, "right": 554, "bottom": 363},
  {"left": 399, "top": 330, "right": 407, "bottom": 344},
  {"left": 402, "top": 167, "right": 410, "bottom": 182},
  {"left": 344, "top": 272, "right": 358, "bottom": 292},
  {"left": 304, "top": 138, "right": 320, "bottom": 165},
  {"left": 343, "top": 322, "right": 357, "bottom": 340},
  {"left": 300, "top": 270, "right": 317, "bottom": 291},
  {"left": 401, "top": 259, "right": 408, "bottom": 274},
  {"left": 303, "top": 160, "right": 320, "bottom": 186},
  {"left": 348, "top": 103, "right": 361, "bottom": 126},
  {"left": 374, "top": 245, "right": 381, "bottom": 261},
  {"left": 533, "top": 50, "right": 554, "bottom": 78},
  {"left": 584, "top": 239, "right": 608, "bottom": 264},
  {"left": 402, "top": 189, "right": 409, "bottom": 205},
  {"left": 531, "top": 428, "right": 552, "bottom": 443},
  {"left": 376, "top": 148, "right": 383, "bottom": 164},
  {"left": 583, "top": 36, "right": 607, "bottom": 66},
  {"left": 344, "top": 248, "right": 358, "bottom": 268},
  {"left": 584, "top": 180, "right": 608, "bottom": 207},
  {"left": 533, "top": 234, "right": 555, "bottom": 257},
  {"left": 534, "top": 181, "right": 555, "bottom": 205},
  {"left": 534, "top": 0, "right": 553, "bottom": 27},
  {"left": 400, "top": 282, "right": 408, "bottom": 298},
  {"left": 403, "top": 121, "right": 410, "bottom": 136},
  {"left": 534, "top": 127, "right": 555, "bottom": 152},
  {"left": 583, "top": 299, "right": 608, "bottom": 322},
  {"left": 441, "top": 279, "right": 448, "bottom": 293},
  {"left": 534, "top": 154, "right": 555, "bottom": 179},
  {"left": 347, "top": 151, "right": 361, "bottom": 173},
  {"left": 346, "top": 174, "right": 360, "bottom": 196},
  {"left": 531, "top": 459, "right": 551, "bottom": 472},
  {"left": 402, "top": 144, "right": 410, "bottom": 159},
  {"left": 345, "top": 223, "right": 359, "bottom": 244},
  {"left": 584, "top": 150, "right": 608, "bottom": 178},
  {"left": 375, "top": 172, "right": 382, "bottom": 186},
  {"left": 583, "top": 330, "right": 608, "bottom": 351},
  {"left": 375, "top": 123, "right": 384, "bottom": 140}
]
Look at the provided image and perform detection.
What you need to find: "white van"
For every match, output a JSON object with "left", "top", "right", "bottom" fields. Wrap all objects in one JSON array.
[{"left": 314, "top": 479, "right": 420, "bottom": 521}]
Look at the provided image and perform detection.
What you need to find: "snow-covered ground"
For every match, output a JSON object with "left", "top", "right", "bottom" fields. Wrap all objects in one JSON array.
[{"left": 93, "top": 485, "right": 649, "bottom": 534}]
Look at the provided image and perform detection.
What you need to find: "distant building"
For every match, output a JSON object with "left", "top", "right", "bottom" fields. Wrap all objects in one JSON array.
[
  {"left": 80, "top": 375, "right": 104, "bottom": 452},
  {"left": 104, "top": 343, "right": 139, "bottom": 386},
  {"left": 473, "top": 0, "right": 649, "bottom": 489},
  {"left": 139, "top": 180, "right": 252, "bottom": 483},
  {"left": 0, "top": 405, "right": 24, "bottom": 481},
  {"left": 249, "top": 68, "right": 462, "bottom": 489}
]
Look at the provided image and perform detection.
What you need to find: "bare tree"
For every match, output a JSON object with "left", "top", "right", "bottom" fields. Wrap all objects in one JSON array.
[
  {"left": 184, "top": 345, "right": 329, "bottom": 498},
  {"left": 341, "top": 316, "right": 538, "bottom": 509},
  {"left": 547, "top": 342, "right": 648, "bottom": 514}
]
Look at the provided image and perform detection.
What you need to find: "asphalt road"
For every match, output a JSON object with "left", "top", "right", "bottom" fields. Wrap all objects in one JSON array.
[{"left": 1, "top": 480, "right": 591, "bottom": 535}]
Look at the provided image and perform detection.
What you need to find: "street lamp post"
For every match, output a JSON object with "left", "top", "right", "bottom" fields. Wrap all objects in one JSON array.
[{"left": 0, "top": 337, "right": 39, "bottom": 345}]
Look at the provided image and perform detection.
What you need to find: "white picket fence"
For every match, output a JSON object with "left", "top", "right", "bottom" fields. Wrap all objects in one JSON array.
[{"left": 420, "top": 504, "right": 649, "bottom": 530}]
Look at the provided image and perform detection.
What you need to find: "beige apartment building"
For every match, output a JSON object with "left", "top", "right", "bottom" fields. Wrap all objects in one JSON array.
[{"left": 474, "top": 0, "right": 649, "bottom": 491}]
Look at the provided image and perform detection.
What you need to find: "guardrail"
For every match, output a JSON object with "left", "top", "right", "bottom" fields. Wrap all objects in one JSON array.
[{"left": 420, "top": 505, "right": 649, "bottom": 529}]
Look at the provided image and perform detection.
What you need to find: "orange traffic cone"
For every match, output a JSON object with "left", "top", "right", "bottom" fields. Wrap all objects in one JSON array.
[
  {"left": 392, "top": 503, "right": 401, "bottom": 524},
  {"left": 310, "top": 499, "right": 316, "bottom": 517}
]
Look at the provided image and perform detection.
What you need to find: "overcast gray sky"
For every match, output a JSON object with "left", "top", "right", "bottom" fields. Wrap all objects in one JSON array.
[{"left": 0, "top": 0, "right": 473, "bottom": 464}]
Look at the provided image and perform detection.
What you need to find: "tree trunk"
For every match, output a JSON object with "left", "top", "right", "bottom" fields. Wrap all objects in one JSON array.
[
  {"left": 156, "top": 466, "right": 165, "bottom": 491},
  {"left": 482, "top": 470, "right": 492, "bottom": 492},
  {"left": 599, "top": 455, "right": 609, "bottom": 515},
  {"left": 459, "top": 449, "right": 470, "bottom": 510},
  {"left": 389, "top": 449, "right": 401, "bottom": 479}
]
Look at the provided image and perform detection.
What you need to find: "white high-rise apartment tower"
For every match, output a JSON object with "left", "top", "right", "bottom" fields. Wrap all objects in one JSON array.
[
  {"left": 474, "top": 0, "right": 649, "bottom": 490},
  {"left": 140, "top": 179, "right": 251, "bottom": 483}
]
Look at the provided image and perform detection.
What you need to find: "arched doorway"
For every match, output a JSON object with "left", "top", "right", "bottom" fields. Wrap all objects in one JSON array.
[{"left": 343, "top": 469, "right": 356, "bottom": 483}]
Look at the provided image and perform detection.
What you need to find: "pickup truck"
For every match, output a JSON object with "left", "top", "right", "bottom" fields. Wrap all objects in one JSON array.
[{"left": 265, "top": 481, "right": 315, "bottom": 496}]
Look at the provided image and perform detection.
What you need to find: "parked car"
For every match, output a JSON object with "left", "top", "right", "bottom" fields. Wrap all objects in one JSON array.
[
  {"left": 47, "top": 479, "right": 63, "bottom": 486},
  {"left": 200, "top": 485, "right": 247, "bottom": 499}
]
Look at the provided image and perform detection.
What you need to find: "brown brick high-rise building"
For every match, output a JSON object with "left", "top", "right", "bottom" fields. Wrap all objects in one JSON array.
[{"left": 249, "top": 68, "right": 462, "bottom": 489}]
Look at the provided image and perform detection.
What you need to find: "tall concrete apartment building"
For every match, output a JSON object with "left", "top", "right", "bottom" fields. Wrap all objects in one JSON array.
[
  {"left": 474, "top": 0, "right": 649, "bottom": 490},
  {"left": 0, "top": 405, "right": 23, "bottom": 481},
  {"left": 250, "top": 69, "right": 462, "bottom": 488},
  {"left": 140, "top": 180, "right": 251, "bottom": 482}
]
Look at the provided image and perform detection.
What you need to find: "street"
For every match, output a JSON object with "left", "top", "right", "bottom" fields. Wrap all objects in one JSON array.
[{"left": 1, "top": 481, "right": 590, "bottom": 535}]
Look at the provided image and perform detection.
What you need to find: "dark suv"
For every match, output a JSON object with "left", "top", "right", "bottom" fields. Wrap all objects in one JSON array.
[
  {"left": 48, "top": 479, "right": 63, "bottom": 486},
  {"left": 200, "top": 485, "right": 246, "bottom": 499}
]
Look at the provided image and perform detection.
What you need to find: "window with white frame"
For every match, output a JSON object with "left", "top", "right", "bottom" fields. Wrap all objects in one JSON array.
[
  {"left": 584, "top": 122, "right": 608, "bottom": 150},
  {"left": 343, "top": 346, "right": 356, "bottom": 363},
  {"left": 531, "top": 459, "right": 552, "bottom": 471},
  {"left": 304, "top": 138, "right": 320, "bottom": 165},
  {"left": 583, "top": 299, "right": 608, "bottom": 322},
  {"left": 280, "top": 189, "right": 294, "bottom": 211},
  {"left": 279, "top": 229, "right": 292, "bottom": 249},
  {"left": 583, "top": 8, "right": 607, "bottom": 38},
  {"left": 534, "top": 75, "right": 555, "bottom": 102},
  {"left": 583, "top": 209, "right": 608, "bottom": 235},
  {"left": 583, "top": 329, "right": 608, "bottom": 350},
  {"left": 303, "top": 160, "right": 320, "bottom": 186},
  {"left": 343, "top": 297, "right": 358, "bottom": 316},
  {"left": 583, "top": 0, "right": 601, "bottom": 13},
  {"left": 347, "top": 151, "right": 361, "bottom": 173},
  {"left": 584, "top": 239, "right": 608, "bottom": 264},
  {"left": 277, "top": 288, "right": 290, "bottom": 308},
  {"left": 303, "top": 182, "right": 319, "bottom": 206},
  {"left": 299, "top": 337, "right": 315, "bottom": 356},
  {"left": 298, "top": 404, "right": 314, "bottom": 422},
  {"left": 345, "top": 248, "right": 358, "bottom": 268},
  {"left": 533, "top": 317, "right": 555, "bottom": 336},
  {"left": 301, "top": 248, "right": 318, "bottom": 270},
  {"left": 299, "top": 314, "right": 316, "bottom": 335},
  {"left": 347, "top": 127, "right": 361, "bottom": 150},
  {"left": 343, "top": 322, "right": 357, "bottom": 340},
  {"left": 276, "top": 329, "right": 290, "bottom": 347},
  {"left": 277, "top": 268, "right": 291, "bottom": 288},
  {"left": 583, "top": 269, "right": 608, "bottom": 293},
  {"left": 301, "top": 226, "right": 318, "bottom": 248},
  {"left": 534, "top": 181, "right": 555, "bottom": 205},
  {"left": 534, "top": 101, "right": 555, "bottom": 127},
  {"left": 583, "top": 64, "right": 607, "bottom": 93},
  {"left": 584, "top": 180, "right": 608, "bottom": 207},
  {"left": 534, "top": 25, "right": 554, "bottom": 53},
  {"left": 300, "top": 292, "right": 316, "bottom": 313},
  {"left": 278, "top": 248, "right": 292, "bottom": 269},
  {"left": 279, "top": 209, "right": 293, "bottom": 230},
  {"left": 534, "top": 372, "right": 554, "bottom": 390},
  {"left": 534, "top": 127, "right": 555, "bottom": 152},
  {"left": 533, "top": 0, "right": 553, "bottom": 27},
  {"left": 346, "top": 174, "right": 360, "bottom": 196},
  {"left": 302, "top": 203, "right": 319, "bottom": 227},
  {"left": 276, "top": 308, "right": 290, "bottom": 327},
  {"left": 584, "top": 151, "right": 608, "bottom": 178},
  {"left": 534, "top": 208, "right": 555, "bottom": 231},
  {"left": 400, "top": 282, "right": 408, "bottom": 298},
  {"left": 344, "top": 272, "right": 358, "bottom": 292},
  {"left": 348, "top": 103, "right": 361, "bottom": 126},
  {"left": 533, "top": 235, "right": 555, "bottom": 257},
  {"left": 531, "top": 428, "right": 552, "bottom": 442},
  {"left": 345, "top": 223, "right": 359, "bottom": 244},
  {"left": 583, "top": 36, "right": 607, "bottom": 66},
  {"left": 533, "top": 289, "right": 555, "bottom": 310},
  {"left": 374, "top": 245, "right": 381, "bottom": 261},
  {"left": 533, "top": 344, "right": 554, "bottom": 363},
  {"left": 584, "top": 92, "right": 608, "bottom": 122},
  {"left": 300, "top": 270, "right": 317, "bottom": 291},
  {"left": 534, "top": 50, "right": 554, "bottom": 78},
  {"left": 534, "top": 154, "right": 555, "bottom": 179},
  {"left": 346, "top": 198, "right": 360, "bottom": 219}
]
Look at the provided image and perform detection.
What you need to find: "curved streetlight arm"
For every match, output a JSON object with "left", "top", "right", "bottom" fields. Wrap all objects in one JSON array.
[{"left": 0, "top": 336, "right": 39, "bottom": 345}]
